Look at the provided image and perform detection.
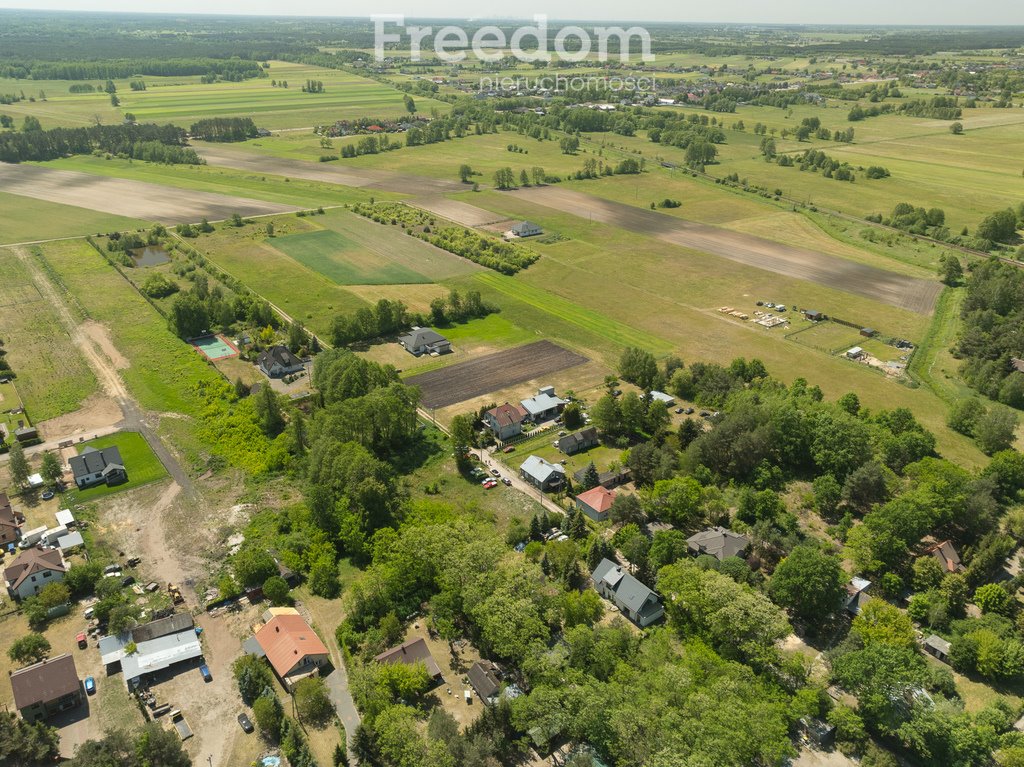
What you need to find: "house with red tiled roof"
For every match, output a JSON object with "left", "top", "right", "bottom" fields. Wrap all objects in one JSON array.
[
  {"left": 484, "top": 402, "right": 528, "bottom": 441},
  {"left": 4, "top": 545, "right": 66, "bottom": 600},
  {"left": 576, "top": 485, "right": 616, "bottom": 522},
  {"left": 925, "top": 540, "right": 965, "bottom": 574},
  {"left": 252, "top": 608, "right": 330, "bottom": 690}
]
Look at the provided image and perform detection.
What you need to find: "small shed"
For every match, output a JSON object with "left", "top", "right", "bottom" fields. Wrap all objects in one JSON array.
[
  {"left": 804, "top": 310, "right": 824, "bottom": 322},
  {"left": 923, "top": 634, "right": 951, "bottom": 663},
  {"left": 860, "top": 327, "right": 876, "bottom": 338},
  {"left": 799, "top": 717, "right": 836, "bottom": 749},
  {"left": 845, "top": 347, "right": 865, "bottom": 359}
]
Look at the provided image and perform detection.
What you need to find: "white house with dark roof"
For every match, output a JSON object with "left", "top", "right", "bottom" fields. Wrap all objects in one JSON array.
[
  {"left": 258, "top": 345, "right": 305, "bottom": 378},
  {"left": 591, "top": 558, "right": 664, "bottom": 627},
  {"left": 4, "top": 545, "right": 66, "bottom": 600},
  {"left": 507, "top": 221, "right": 543, "bottom": 238},
  {"left": 69, "top": 445, "right": 126, "bottom": 489},
  {"left": 519, "top": 455, "right": 566, "bottom": 492},
  {"left": 484, "top": 402, "right": 528, "bottom": 441},
  {"left": 398, "top": 328, "right": 451, "bottom": 356}
]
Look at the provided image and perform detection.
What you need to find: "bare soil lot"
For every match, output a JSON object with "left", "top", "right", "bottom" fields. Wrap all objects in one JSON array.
[
  {"left": 406, "top": 340, "right": 588, "bottom": 409},
  {"left": 502, "top": 186, "right": 942, "bottom": 315},
  {"left": 0, "top": 163, "right": 297, "bottom": 224},
  {"left": 193, "top": 144, "right": 464, "bottom": 195}
]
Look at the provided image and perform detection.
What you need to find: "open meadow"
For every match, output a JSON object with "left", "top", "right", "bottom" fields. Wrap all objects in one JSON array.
[{"left": 0, "top": 191, "right": 149, "bottom": 246}]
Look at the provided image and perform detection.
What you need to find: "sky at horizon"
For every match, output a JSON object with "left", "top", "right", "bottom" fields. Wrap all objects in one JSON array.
[{"left": 1, "top": 0, "right": 1023, "bottom": 26}]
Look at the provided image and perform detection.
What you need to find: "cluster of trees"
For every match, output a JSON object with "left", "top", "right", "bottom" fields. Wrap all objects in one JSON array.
[
  {"left": 976, "top": 206, "right": 1022, "bottom": 246},
  {"left": 948, "top": 396, "right": 1020, "bottom": 453},
  {"left": 419, "top": 227, "right": 539, "bottom": 274},
  {"left": 188, "top": 117, "right": 258, "bottom": 142},
  {"left": 301, "top": 79, "right": 325, "bottom": 93},
  {"left": 900, "top": 96, "right": 962, "bottom": 120},
  {"left": 168, "top": 269, "right": 277, "bottom": 340},
  {"left": 954, "top": 258, "right": 1024, "bottom": 411},
  {"left": 848, "top": 103, "right": 896, "bottom": 121},
  {"left": 340, "top": 134, "right": 402, "bottom": 157},
  {"left": 0, "top": 122, "right": 199, "bottom": 164},
  {"left": 4, "top": 57, "right": 265, "bottom": 81},
  {"left": 866, "top": 201, "right": 948, "bottom": 239},
  {"left": 783, "top": 148, "right": 861, "bottom": 182},
  {"left": 0, "top": 335, "right": 15, "bottom": 382}
]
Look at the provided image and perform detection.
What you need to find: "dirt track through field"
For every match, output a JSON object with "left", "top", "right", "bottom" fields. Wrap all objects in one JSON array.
[
  {"left": 0, "top": 163, "right": 297, "bottom": 224},
  {"left": 406, "top": 340, "right": 589, "bottom": 409},
  {"left": 504, "top": 187, "right": 941, "bottom": 314},
  {"left": 193, "top": 144, "right": 465, "bottom": 194}
]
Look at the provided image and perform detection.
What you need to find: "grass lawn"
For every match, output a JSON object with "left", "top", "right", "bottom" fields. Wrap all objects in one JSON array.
[
  {"left": 34, "top": 239, "right": 224, "bottom": 417},
  {"left": 65, "top": 431, "right": 168, "bottom": 503},
  {"left": 0, "top": 192, "right": 149, "bottom": 246},
  {"left": 0, "top": 247, "right": 98, "bottom": 421},
  {"left": 497, "top": 428, "right": 625, "bottom": 481},
  {"left": 272, "top": 229, "right": 431, "bottom": 285}
]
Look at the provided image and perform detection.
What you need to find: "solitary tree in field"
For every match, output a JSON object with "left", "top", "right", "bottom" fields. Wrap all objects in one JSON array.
[
  {"left": 950, "top": 122, "right": 963, "bottom": 135},
  {"left": 7, "top": 440, "right": 29, "bottom": 489},
  {"left": 458, "top": 164, "right": 473, "bottom": 183},
  {"left": 403, "top": 94, "right": 416, "bottom": 115}
]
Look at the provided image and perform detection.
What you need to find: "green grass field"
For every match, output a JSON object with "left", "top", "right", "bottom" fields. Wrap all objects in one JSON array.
[
  {"left": 0, "top": 248, "right": 97, "bottom": 421},
  {"left": 35, "top": 239, "right": 224, "bottom": 417},
  {"left": 272, "top": 229, "right": 430, "bottom": 285},
  {"left": 0, "top": 192, "right": 149, "bottom": 246},
  {"left": 65, "top": 431, "right": 167, "bottom": 502}
]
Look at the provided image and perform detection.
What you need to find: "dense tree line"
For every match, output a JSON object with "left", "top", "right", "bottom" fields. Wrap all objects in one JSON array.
[
  {"left": 188, "top": 117, "right": 258, "bottom": 142},
  {"left": 954, "top": 258, "right": 1024, "bottom": 410},
  {"left": 1, "top": 57, "right": 264, "bottom": 81},
  {"left": 0, "top": 122, "right": 197, "bottom": 164}
]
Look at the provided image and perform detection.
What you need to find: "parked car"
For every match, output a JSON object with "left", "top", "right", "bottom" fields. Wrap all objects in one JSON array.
[
  {"left": 502, "top": 478, "right": 512, "bottom": 486},
  {"left": 684, "top": 407, "right": 694, "bottom": 415},
  {"left": 84, "top": 677, "right": 96, "bottom": 695},
  {"left": 121, "top": 576, "right": 136, "bottom": 588},
  {"left": 77, "top": 632, "right": 88, "bottom": 649},
  {"left": 699, "top": 411, "right": 710, "bottom": 418},
  {"left": 199, "top": 664, "right": 212, "bottom": 683},
  {"left": 83, "top": 607, "right": 95, "bottom": 620},
  {"left": 103, "top": 564, "right": 121, "bottom": 575},
  {"left": 237, "top": 713, "right": 254, "bottom": 733},
  {"left": 674, "top": 407, "right": 684, "bottom": 414},
  {"left": 502, "top": 445, "right": 515, "bottom": 453},
  {"left": 126, "top": 556, "right": 141, "bottom": 568},
  {"left": 490, "top": 469, "right": 500, "bottom": 477}
]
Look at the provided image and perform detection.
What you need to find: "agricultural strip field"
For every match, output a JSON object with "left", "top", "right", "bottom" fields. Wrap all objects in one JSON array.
[
  {"left": 0, "top": 192, "right": 149, "bottom": 246},
  {"left": 31, "top": 239, "right": 225, "bottom": 417},
  {"left": 193, "top": 144, "right": 464, "bottom": 195},
  {"left": 0, "top": 247, "right": 97, "bottom": 421},
  {"left": 498, "top": 185, "right": 942, "bottom": 314},
  {"left": 0, "top": 163, "right": 297, "bottom": 224},
  {"left": 273, "top": 230, "right": 431, "bottom": 285},
  {"left": 406, "top": 340, "right": 589, "bottom": 409}
]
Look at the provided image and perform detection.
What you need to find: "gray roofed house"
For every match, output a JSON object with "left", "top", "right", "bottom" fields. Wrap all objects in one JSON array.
[
  {"left": 519, "top": 455, "right": 566, "bottom": 492},
  {"left": 467, "top": 660, "right": 501, "bottom": 703},
  {"left": 592, "top": 558, "right": 664, "bottom": 627},
  {"left": 520, "top": 386, "right": 567, "bottom": 422},
  {"left": 923, "top": 634, "right": 951, "bottom": 663},
  {"left": 686, "top": 527, "right": 749, "bottom": 561},
  {"left": 69, "top": 445, "right": 127, "bottom": 489},
  {"left": 374, "top": 637, "right": 443, "bottom": 680},
  {"left": 398, "top": 328, "right": 451, "bottom": 356},
  {"left": 557, "top": 427, "right": 599, "bottom": 455},
  {"left": 572, "top": 466, "right": 631, "bottom": 490},
  {"left": 257, "top": 345, "right": 305, "bottom": 378},
  {"left": 846, "top": 577, "right": 872, "bottom": 616},
  {"left": 924, "top": 540, "right": 965, "bottom": 574},
  {"left": 510, "top": 221, "right": 543, "bottom": 238}
]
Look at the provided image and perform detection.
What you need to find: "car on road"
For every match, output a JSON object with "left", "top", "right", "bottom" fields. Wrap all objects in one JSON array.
[
  {"left": 199, "top": 664, "right": 212, "bottom": 682},
  {"left": 41, "top": 490, "right": 55, "bottom": 500},
  {"left": 237, "top": 713, "right": 254, "bottom": 733},
  {"left": 502, "top": 478, "right": 512, "bottom": 486},
  {"left": 490, "top": 469, "right": 500, "bottom": 477},
  {"left": 84, "top": 676, "right": 96, "bottom": 695}
]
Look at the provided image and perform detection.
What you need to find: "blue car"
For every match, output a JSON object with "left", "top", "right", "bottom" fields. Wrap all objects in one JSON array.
[
  {"left": 199, "top": 664, "right": 212, "bottom": 682},
  {"left": 84, "top": 676, "right": 96, "bottom": 695}
]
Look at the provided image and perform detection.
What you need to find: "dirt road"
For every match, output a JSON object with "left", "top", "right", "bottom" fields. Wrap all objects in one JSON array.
[{"left": 0, "top": 163, "right": 297, "bottom": 224}]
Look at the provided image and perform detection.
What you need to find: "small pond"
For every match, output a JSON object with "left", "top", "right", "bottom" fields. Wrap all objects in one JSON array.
[{"left": 132, "top": 246, "right": 170, "bottom": 267}]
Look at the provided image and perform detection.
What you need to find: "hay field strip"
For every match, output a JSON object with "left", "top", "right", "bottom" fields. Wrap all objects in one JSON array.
[{"left": 271, "top": 229, "right": 432, "bottom": 285}]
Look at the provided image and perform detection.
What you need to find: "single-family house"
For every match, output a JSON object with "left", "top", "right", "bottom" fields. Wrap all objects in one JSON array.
[
  {"left": 686, "top": 527, "right": 749, "bottom": 561},
  {"left": 99, "top": 612, "right": 205, "bottom": 688},
  {"left": 923, "top": 634, "right": 951, "bottom": 663},
  {"left": 374, "top": 637, "right": 443, "bottom": 681},
  {"left": 520, "top": 455, "right": 566, "bottom": 492},
  {"left": 253, "top": 608, "right": 330, "bottom": 690},
  {"left": 69, "top": 445, "right": 127, "bottom": 489},
  {"left": 0, "top": 493, "right": 21, "bottom": 547},
  {"left": 398, "top": 328, "right": 451, "bottom": 356},
  {"left": 924, "top": 540, "right": 965, "bottom": 574},
  {"left": 520, "top": 386, "right": 567, "bottom": 423},
  {"left": 557, "top": 427, "right": 599, "bottom": 455},
  {"left": 484, "top": 402, "right": 529, "bottom": 441},
  {"left": 4, "top": 545, "right": 66, "bottom": 600},
  {"left": 258, "top": 345, "right": 305, "bottom": 378},
  {"left": 591, "top": 559, "right": 664, "bottom": 627},
  {"left": 509, "top": 221, "right": 543, "bottom": 238},
  {"left": 649, "top": 391, "right": 675, "bottom": 407},
  {"left": 467, "top": 660, "right": 501, "bottom": 704},
  {"left": 9, "top": 654, "right": 82, "bottom": 723},
  {"left": 14, "top": 425, "right": 38, "bottom": 443},
  {"left": 576, "top": 485, "right": 615, "bottom": 522},
  {"left": 846, "top": 577, "right": 872, "bottom": 616}
]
